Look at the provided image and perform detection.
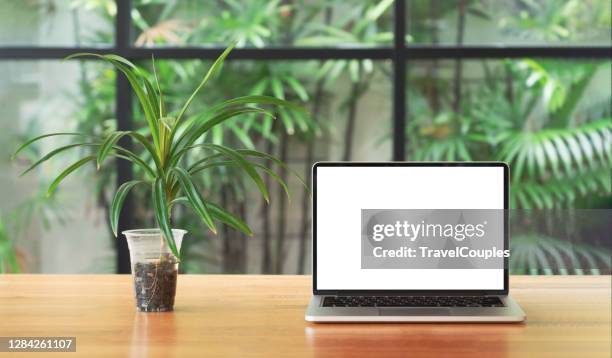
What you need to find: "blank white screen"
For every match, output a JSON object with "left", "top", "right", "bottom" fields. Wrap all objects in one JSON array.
[{"left": 315, "top": 165, "right": 505, "bottom": 290}]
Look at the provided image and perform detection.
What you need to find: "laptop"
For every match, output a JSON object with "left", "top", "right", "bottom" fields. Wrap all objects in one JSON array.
[{"left": 305, "top": 162, "right": 525, "bottom": 322}]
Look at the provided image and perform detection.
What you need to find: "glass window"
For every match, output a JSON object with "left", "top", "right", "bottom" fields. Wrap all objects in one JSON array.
[
  {"left": 0, "top": 0, "right": 115, "bottom": 46},
  {"left": 407, "top": 0, "right": 612, "bottom": 46},
  {"left": 131, "top": 0, "right": 393, "bottom": 48},
  {"left": 127, "top": 59, "right": 392, "bottom": 274},
  {"left": 0, "top": 60, "right": 116, "bottom": 273},
  {"left": 406, "top": 59, "right": 611, "bottom": 208},
  {"left": 405, "top": 58, "right": 611, "bottom": 274}
]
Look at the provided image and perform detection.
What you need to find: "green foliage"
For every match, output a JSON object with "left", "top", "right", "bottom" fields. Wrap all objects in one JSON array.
[
  {"left": 14, "top": 45, "right": 307, "bottom": 260},
  {"left": 0, "top": 217, "right": 20, "bottom": 273},
  {"left": 407, "top": 59, "right": 612, "bottom": 211},
  {"left": 8, "top": 0, "right": 608, "bottom": 275},
  {"left": 499, "top": 120, "right": 612, "bottom": 182},
  {"left": 510, "top": 234, "right": 610, "bottom": 275}
]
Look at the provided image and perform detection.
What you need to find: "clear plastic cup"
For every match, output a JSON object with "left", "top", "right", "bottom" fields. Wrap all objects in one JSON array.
[{"left": 123, "top": 229, "right": 187, "bottom": 312}]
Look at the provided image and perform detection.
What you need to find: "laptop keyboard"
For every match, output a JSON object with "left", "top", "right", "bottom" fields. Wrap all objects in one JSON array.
[{"left": 322, "top": 296, "right": 504, "bottom": 308}]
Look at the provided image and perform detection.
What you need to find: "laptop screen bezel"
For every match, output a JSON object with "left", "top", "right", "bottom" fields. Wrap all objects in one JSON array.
[{"left": 312, "top": 162, "right": 509, "bottom": 296}]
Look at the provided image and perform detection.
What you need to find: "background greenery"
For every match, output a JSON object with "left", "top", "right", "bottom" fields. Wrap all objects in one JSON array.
[{"left": 0, "top": 0, "right": 610, "bottom": 275}]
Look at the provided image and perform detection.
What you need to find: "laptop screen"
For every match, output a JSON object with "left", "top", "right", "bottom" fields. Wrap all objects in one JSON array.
[{"left": 315, "top": 164, "right": 506, "bottom": 291}]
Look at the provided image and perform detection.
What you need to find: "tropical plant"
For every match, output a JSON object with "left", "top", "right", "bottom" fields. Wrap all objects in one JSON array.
[
  {"left": 13, "top": 44, "right": 308, "bottom": 260},
  {"left": 510, "top": 234, "right": 610, "bottom": 275}
]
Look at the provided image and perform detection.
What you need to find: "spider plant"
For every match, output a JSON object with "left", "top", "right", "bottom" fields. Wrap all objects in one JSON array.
[{"left": 12, "top": 44, "right": 307, "bottom": 260}]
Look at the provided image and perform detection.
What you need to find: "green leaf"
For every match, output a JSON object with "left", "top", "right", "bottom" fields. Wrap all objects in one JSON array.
[
  {"left": 13, "top": 132, "right": 89, "bottom": 159},
  {"left": 170, "top": 167, "right": 217, "bottom": 234},
  {"left": 252, "top": 162, "right": 291, "bottom": 203},
  {"left": 102, "top": 54, "right": 138, "bottom": 69},
  {"left": 152, "top": 178, "right": 179, "bottom": 260},
  {"left": 541, "top": 137, "right": 561, "bottom": 177},
  {"left": 563, "top": 134, "right": 584, "bottom": 171},
  {"left": 97, "top": 131, "right": 127, "bottom": 169},
  {"left": 285, "top": 77, "right": 309, "bottom": 102},
  {"left": 110, "top": 180, "right": 144, "bottom": 237},
  {"left": 125, "top": 131, "right": 163, "bottom": 172},
  {"left": 47, "top": 156, "right": 96, "bottom": 196},
  {"left": 211, "top": 95, "right": 308, "bottom": 114},
  {"left": 271, "top": 77, "right": 285, "bottom": 99},
  {"left": 512, "top": 143, "right": 529, "bottom": 181},
  {"left": 201, "top": 144, "right": 270, "bottom": 203},
  {"left": 160, "top": 116, "right": 177, "bottom": 131},
  {"left": 190, "top": 160, "right": 291, "bottom": 203},
  {"left": 20, "top": 143, "right": 98, "bottom": 176},
  {"left": 551, "top": 136, "right": 573, "bottom": 174},
  {"left": 174, "top": 107, "right": 275, "bottom": 160},
  {"left": 205, "top": 200, "right": 253, "bottom": 236},
  {"left": 587, "top": 130, "right": 605, "bottom": 162},
  {"left": 171, "top": 197, "right": 253, "bottom": 237},
  {"left": 112, "top": 145, "right": 157, "bottom": 178},
  {"left": 142, "top": 76, "right": 160, "bottom": 119},
  {"left": 237, "top": 149, "right": 310, "bottom": 195},
  {"left": 66, "top": 53, "right": 160, "bottom": 149},
  {"left": 188, "top": 159, "right": 233, "bottom": 174},
  {"left": 152, "top": 56, "right": 166, "bottom": 117},
  {"left": 176, "top": 43, "right": 236, "bottom": 122}
]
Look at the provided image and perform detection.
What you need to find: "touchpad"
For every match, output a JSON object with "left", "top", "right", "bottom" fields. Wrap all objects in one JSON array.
[{"left": 378, "top": 308, "right": 452, "bottom": 316}]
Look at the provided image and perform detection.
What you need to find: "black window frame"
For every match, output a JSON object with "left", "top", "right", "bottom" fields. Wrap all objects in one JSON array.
[{"left": 0, "top": 0, "right": 610, "bottom": 273}]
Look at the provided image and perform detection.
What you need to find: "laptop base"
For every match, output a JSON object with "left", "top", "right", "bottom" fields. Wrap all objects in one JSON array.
[{"left": 305, "top": 295, "right": 525, "bottom": 322}]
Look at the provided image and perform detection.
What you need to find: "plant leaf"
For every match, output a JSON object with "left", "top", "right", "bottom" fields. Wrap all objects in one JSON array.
[
  {"left": 170, "top": 196, "right": 253, "bottom": 236},
  {"left": 237, "top": 149, "right": 310, "bottom": 195},
  {"left": 97, "top": 131, "right": 127, "bottom": 169},
  {"left": 110, "top": 180, "right": 144, "bottom": 237},
  {"left": 207, "top": 95, "right": 308, "bottom": 116},
  {"left": 206, "top": 200, "right": 253, "bottom": 236},
  {"left": 152, "top": 178, "right": 179, "bottom": 260},
  {"left": 200, "top": 144, "right": 270, "bottom": 203},
  {"left": 170, "top": 167, "right": 217, "bottom": 234},
  {"left": 66, "top": 53, "right": 160, "bottom": 149},
  {"left": 20, "top": 143, "right": 98, "bottom": 176},
  {"left": 252, "top": 162, "right": 291, "bottom": 202},
  {"left": 112, "top": 145, "right": 157, "bottom": 178},
  {"left": 47, "top": 156, "right": 96, "bottom": 196},
  {"left": 125, "top": 131, "right": 163, "bottom": 172},
  {"left": 13, "top": 132, "right": 89, "bottom": 159},
  {"left": 176, "top": 43, "right": 236, "bottom": 122},
  {"left": 174, "top": 107, "right": 275, "bottom": 161}
]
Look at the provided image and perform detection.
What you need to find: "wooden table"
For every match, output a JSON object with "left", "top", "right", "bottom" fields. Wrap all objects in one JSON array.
[{"left": 0, "top": 275, "right": 610, "bottom": 357}]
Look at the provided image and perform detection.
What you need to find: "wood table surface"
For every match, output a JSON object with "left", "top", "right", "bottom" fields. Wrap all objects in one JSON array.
[{"left": 0, "top": 275, "right": 610, "bottom": 357}]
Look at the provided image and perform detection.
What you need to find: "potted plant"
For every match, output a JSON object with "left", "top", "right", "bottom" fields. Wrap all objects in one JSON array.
[{"left": 13, "top": 44, "right": 307, "bottom": 312}]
